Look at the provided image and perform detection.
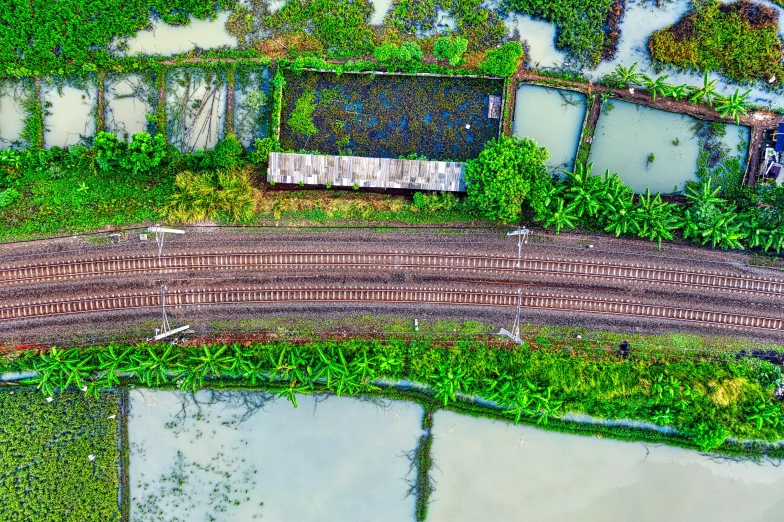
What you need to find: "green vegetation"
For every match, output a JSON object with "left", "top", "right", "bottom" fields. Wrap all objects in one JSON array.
[
  {"left": 505, "top": 0, "right": 616, "bottom": 66},
  {"left": 648, "top": 0, "right": 784, "bottom": 85},
  {"left": 374, "top": 42, "right": 424, "bottom": 65},
  {"left": 4, "top": 337, "right": 784, "bottom": 457},
  {"left": 433, "top": 36, "right": 469, "bottom": 66},
  {"left": 478, "top": 41, "right": 524, "bottom": 77},
  {"left": 279, "top": 70, "right": 503, "bottom": 160},
  {"left": 464, "top": 135, "right": 550, "bottom": 223},
  {"left": 164, "top": 165, "right": 259, "bottom": 224},
  {"left": 0, "top": 390, "right": 120, "bottom": 521}
]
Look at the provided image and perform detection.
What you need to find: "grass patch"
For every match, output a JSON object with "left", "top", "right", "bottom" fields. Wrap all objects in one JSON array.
[
  {"left": 0, "top": 391, "right": 121, "bottom": 521},
  {"left": 279, "top": 70, "right": 504, "bottom": 161},
  {"left": 648, "top": 0, "right": 784, "bottom": 85}
]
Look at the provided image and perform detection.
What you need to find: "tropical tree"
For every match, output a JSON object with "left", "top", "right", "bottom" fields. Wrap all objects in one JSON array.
[
  {"left": 612, "top": 62, "right": 646, "bottom": 87},
  {"left": 715, "top": 88, "right": 751, "bottom": 124},
  {"left": 464, "top": 136, "right": 551, "bottom": 224},
  {"left": 563, "top": 162, "right": 603, "bottom": 219},
  {"left": 643, "top": 74, "right": 670, "bottom": 102},
  {"left": 430, "top": 363, "right": 472, "bottom": 406},
  {"left": 634, "top": 189, "right": 680, "bottom": 248},
  {"left": 132, "top": 346, "right": 180, "bottom": 387},
  {"left": 665, "top": 83, "right": 688, "bottom": 101},
  {"left": 180, "top": 344, "right": 234, "bottom": 391},
  {"left": 602, "top": 190, "right": 638, "bottom": 237},
  {"left": 681, "top": 177, "right": 747, "bottom": 249},
  {"left": 687, "top": 72, "right": 719, "bottom": 105},
  {"left": 543, "top": 198, "right": 578, "bottom": 234}
]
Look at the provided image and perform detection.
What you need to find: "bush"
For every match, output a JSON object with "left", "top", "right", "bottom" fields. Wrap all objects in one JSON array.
[
  {"left": 250, "top": 137, "right": 281, "bottom": 165},
  {"left": 0, "top": 187, "right": 21, "bottom": 208},
  {"left": 478, "top": 41, "right": 524, "bottom": 76},
  {"left": 433, "top": 36, "right": 469, "bottom": 66},
  {"left": 374, "top": 41, "right": 424, "bottom": 64},
  {"left": 164, "top": 166, "right": 259, "bottom": 224},
  {"left": 691, "top": 421, "right": 730, "bottom": 452},
  {"left": 93, "top": 131, "right": 167, "bottom": 176},
  {"left": 412, "top": 191, "right": 461, "bottom": 213},
  {"left": 464, "top": 135, "right": 550, "bottom": 223},
  {"left": 207, "top": 133, "right": 244, "bottom": 170}
]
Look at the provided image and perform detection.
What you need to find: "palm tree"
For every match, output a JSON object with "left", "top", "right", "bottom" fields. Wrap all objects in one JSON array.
[
  {"left": 544, "top": 198, "right": 577, "bottom": 234},
  {"left": 643, "top": 74, "right": 670, "bottom": 102},
  {"left": 715, "top": 88, "right": 751, "bottom": 124},
  {"left": 687, "top": 71, "right": 719, "bottom": 105}
]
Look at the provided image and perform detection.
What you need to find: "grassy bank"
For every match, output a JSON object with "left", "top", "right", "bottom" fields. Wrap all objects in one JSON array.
[
  {"left": 3, "top": 335, "right": 783, "bottom": 458},
  {"left": 0, "top": 390, "right": 121, "bottom": 521}
]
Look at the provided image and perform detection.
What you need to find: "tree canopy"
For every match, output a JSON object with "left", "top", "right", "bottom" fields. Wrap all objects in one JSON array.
[{"left": 464, "top": 135, "right": 550, "bottom": 224}]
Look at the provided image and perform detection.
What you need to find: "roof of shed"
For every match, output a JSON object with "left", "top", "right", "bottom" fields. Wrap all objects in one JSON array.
[{"left": 267, "top": 152, "right": 466, "bottom": 192}]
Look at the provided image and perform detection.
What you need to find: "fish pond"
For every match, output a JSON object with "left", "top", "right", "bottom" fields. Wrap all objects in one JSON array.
[
  {"left": 279, "top": 71, "right": 504, "bottom": 161},
  {"left": 128, "top": 390, "right": 423, "bottom": 521},
  {"left": 588, "top": 100, "right": 749, "bottom": 194},
  {"left": 513, "top": 85, "right": 587, "bottom": 174},
  {"left": 428, "top": 411, "right": 784, "bottom": 522}
]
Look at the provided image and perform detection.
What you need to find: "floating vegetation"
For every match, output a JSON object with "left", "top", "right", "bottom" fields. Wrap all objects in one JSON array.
[
  {"left": 280, "top": 70, "right": 504, "bottom": 160},
  {"left": 0, "top": 390, "right": 121, "bottom": 521}
]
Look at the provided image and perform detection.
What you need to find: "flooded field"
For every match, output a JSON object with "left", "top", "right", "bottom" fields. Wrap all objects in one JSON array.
[
  {"left": 42, "top": 83, "right": 96, "bottom": 148},
  {"left": 105, "top": 75, "right": 156, "bottom": 140},
  {"left": 0, "top": 82, "right": 27, "bottom": 148},
  {"left": 116, "top": 12, "right": 236, "bottom": 56},
  {"left": 166, "top": 69, "right": 226, "bottom": 151},
  {"left": 128, "top": 390, "right": 423, "bottom": 521},
  {"left": 428, "top": 411, "right": 784, "bottom": 522},
  {"left": 589, "top": 100, "right": 747, "bottom": 194},
  {"left": 513, "top": 85, "right": 586, "bottom": 174}
]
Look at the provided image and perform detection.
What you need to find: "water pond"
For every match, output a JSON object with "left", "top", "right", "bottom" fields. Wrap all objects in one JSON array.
[
  {"left": 166, "top": 69, "right": 227, "bottom": 151},
  {"left": 504, "top": 14, "right": 568, "bottom": 69},
  {"left": 128, "top": 390, "right": 423, "bottom": 521},
  {"left": 116, "top": 12, "right": 236, "bottom": 56},
  {"left": 0, "top": 83, "right": 27, "bottom": 149},
  {"left": 42, "top": 83, "right": 97, "bottom": 149},
  {"left": 234, "top": 67, "right": 272, "bottom": 147},
  {"left": 104, "top": 75, "right": 157, "bottom": 140},
  {"left": 589, "top": 100, "right": 748, "bottom": 194},
  {"left": 513, "top": 85, "right": 586, "bottom": 174},
  {"left": 428, "top": 411, "right": 784, "bottom": 522}
]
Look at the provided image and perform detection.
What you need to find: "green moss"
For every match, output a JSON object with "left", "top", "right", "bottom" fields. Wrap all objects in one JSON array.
[{"left": 648, "top": 0, "right": 784, "bottom": 85}]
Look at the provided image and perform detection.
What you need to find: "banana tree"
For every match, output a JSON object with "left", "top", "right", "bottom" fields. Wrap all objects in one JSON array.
[
  {"left": 665, "top": 83, "right": 688, "bottom": 101},
  {"left": 687, "top": 71, "right": 719, "bottom": 105},
  {"left": 746, "top": 400, "right": 782, "bottom": 430},
  {"left": 91, "top": 346, "right": 135, "bottom": 391},
  {"left": 634, "top": 190, "right": 679, "bottom": 248},
  {"left": 349, "top": 350, "right": 377, "bottom": 389},
  {"left": 315, "top": 347, "right": 349, "bottom": 389},
  {"left": 699, "top": 209, "right": 746, "bottom": 249},
  {"left": 133, "top": 346, "right": 180, "bottom": 387},
  {"left": 612, "top": 62, "right": 646, "bottom": 87},
  {"left": 180, "top": 345, "right": 234, "bottom": 391},
  {"left": 277, "top": 379, "right": 309, "bottom": 408},
  {"left": 563, "top": 162, "right": 603, "bottom": 219},
  {"left": 715, "top": 88, "right": 751, "bottom": 124},
  {"left": 430, "top": 363, "right": 472, "bottom": 406},
  {"left": 602, "top": 188, "right": 638, "bottom": 237},
  {"left": 643, "top": 74, "right": 670, "bottom": 102},
  {"left": 651, "top": 407, "right": 674, "bottom": 425},
  {"left": 543, "top": 198, "right": 577, "bottom": 234}
]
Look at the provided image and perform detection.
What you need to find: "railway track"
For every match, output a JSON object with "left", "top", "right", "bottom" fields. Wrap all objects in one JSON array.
[
  {"left": 1, "top": 251, "right": 784, "bottom": 296},
  {"left": 0, "top": 285, "right": 781, "bottom": 331}
]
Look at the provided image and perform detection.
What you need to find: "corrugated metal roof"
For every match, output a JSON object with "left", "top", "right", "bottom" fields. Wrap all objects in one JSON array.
[{"left": 267, "top": 152, "right": 466, "bottom": 192}]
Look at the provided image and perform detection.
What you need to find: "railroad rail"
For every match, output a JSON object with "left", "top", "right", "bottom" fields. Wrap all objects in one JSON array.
[
  {"left": 0, "top": 285, "right": 781, "bottom": 331},
  {"left": 1, "top": 251, "right": 783, "bottom": 296}
]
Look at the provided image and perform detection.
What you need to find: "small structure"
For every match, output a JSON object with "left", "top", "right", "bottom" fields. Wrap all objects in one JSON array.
[
  {"left": 488, "top": 95, "right": 502, "bottom": 119},
  {"left": 760, "top": 122, "right": 784, "bottom": 184},
  {"left": 267, "top": 152, "right": 466, "bottom": 192}
]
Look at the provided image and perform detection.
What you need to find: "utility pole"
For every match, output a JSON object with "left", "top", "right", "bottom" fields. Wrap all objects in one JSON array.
[
  {"left": 149, "top": 282, "right": 190, "bottom": 342},
  {"left": 507, "top": 226, "right": 529, "bottom": 268},
  {"left": 148, "top": 225, "right": 185, "bottom": 263},
  {"left": 499, "top": 287, "right": 523, "bottom": 344}
]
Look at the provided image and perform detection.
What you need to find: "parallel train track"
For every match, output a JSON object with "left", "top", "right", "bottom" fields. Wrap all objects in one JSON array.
[
  {"left": 0, "top": 285, "right": 781, "bottom": 331},
  {"left": 1, "top": 251, "right": 784, "bottom": 296}
]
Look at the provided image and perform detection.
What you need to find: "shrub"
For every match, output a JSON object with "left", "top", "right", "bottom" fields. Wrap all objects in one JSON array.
[
  {"left": 374, "top": 41, "right": 424, "bottom": 64},
  {"left": 250, "top": 137, "right": 281, "bottom": 165},
  {"left": 464, "top": 135, "right": 550, "bottom": 223},
  {"left": 93, "top": 131, "right": 167, "bottom": 176},
  {"left": 433, "top": 36, "right": 469, "bottom": 66},
  {"left": 412, "top": 191, "right": 461, "bottom": 213},
  {"left": 164, "top": 166, "right": 259, "bottom": 224},
  {"left": 0, "top": 187, "right": 21, "bottom": 208},
  {"left": 478, "top": 41, "right": 524, "bottom": 76},
  {"left": 691, "top": 421, "right": 730, "bottom": 452},
  {"left": 208, "top": 133, "right": 244, "bottom": 170}
]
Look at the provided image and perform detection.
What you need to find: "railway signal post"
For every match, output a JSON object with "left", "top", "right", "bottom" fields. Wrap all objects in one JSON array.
[
  {"left": 507, "top": 226, "right": 529, "bottom": 268},
  {"left": 150, "top": 282, "right": 190, "bottom": 343},
  {"left": 499, "top": 287, "right": 523, "bottom": 344},
  {"left": 148, "top": 225, "right": 185, "bottom": 263}
]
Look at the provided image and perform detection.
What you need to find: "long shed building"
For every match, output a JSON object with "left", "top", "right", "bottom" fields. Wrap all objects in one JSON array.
[{"left": 267, "top": 152, "right": 466, "bottom": 192}]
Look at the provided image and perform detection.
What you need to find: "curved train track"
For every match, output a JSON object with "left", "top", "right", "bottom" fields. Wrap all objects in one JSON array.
[
  {"left": 0, "top": 285, "right": 782, "bottom": 331},
  {"left": 1, "top": 251, "right": 784, "bottom": 296}
]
